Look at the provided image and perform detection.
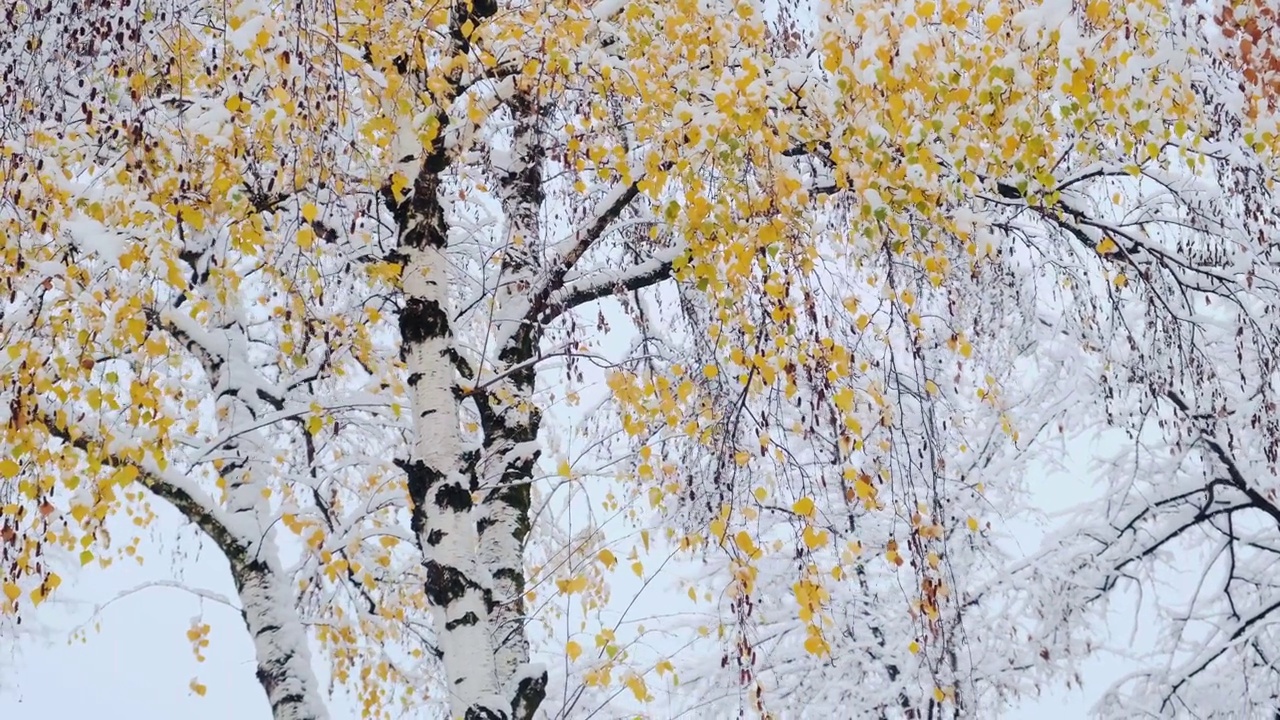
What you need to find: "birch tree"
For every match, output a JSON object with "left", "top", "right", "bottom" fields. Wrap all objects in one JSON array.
[{"left": 6, "top": 0, "right": 1280, "bottom": 719}]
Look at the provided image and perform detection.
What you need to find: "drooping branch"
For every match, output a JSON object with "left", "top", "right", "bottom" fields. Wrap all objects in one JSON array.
[
  {"left": 43, "top": 416, "right": 243, "bottom": 560},
  {"left": 41, "top": 413, "right": 330, "bottom": 720},
  {"left": 1166, "top": 391, "right": 1280, "bottom": 530}
]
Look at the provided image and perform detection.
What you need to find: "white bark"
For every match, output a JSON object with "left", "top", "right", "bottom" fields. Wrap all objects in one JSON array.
[
  {"left": 231, "top": 554, "right": 331, "bottom": 720},
  {"left": 401, "top": 236, "right": 506, "bottom": 715},
  {"left": 482, "top": 87, "right": 544, "bottom": 698}
]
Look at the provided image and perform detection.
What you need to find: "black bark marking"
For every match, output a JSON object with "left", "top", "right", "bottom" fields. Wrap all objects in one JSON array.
[
  {"left": 427, "top": 529, "right": 445, "bottom": 546},
  {"left": 511, "top": 669, "right": 548, "bottom": 720},
  {"left": 450, "top": 0, "right": 499, "bottom": 54},
  {"left": 424, "top": 560, "right": 471, "bottom": 607},
  {"left": 396, "top": 458, "right": 446, "bottom": 537},
  {"left": 496, "top": 464, "right": 536, "bottom": 545},
  {"left": 445, "top": 611, "right": 480, "bottom": 631},
  {"left": 397, "top": 459, "right": 444, "bottom": 505},
  {"left": 423, "top": 144, "right": 451, "bottom": 174},
  {"left": 400, "top": 296, "right": 449, "bottom": 356},
  {"left": 407, "top": 372, "right": 424, "bottom": 386},
  {"left": 435, "top": 481, "right": 474, "bottom": 513},
  {"left": 493, "top": 567, "right": 521, "bottom": 584}
]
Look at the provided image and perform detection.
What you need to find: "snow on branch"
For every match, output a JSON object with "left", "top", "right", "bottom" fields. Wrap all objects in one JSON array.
[
  {"left": 40, "top": 408, "right": 250, "bottom": 560},
  {"left": 522, "top": 178, "right": 644, "bottom": 326},
  {"left": 543, "top": 243, "right": 684, "bottom": 323}
]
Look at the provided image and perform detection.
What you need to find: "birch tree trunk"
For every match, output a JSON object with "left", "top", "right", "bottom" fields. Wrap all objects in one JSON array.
[
  {"left": 481, "top": 86, "right": 546, "bottom": 711},
  {"left": 230, "top": 553, "right": 331, "bottom": 720},
  {"left": 387, "top": 16, "right": 542, "bottom": 707},
  {"left": 379, "top": 1, "right": 685, "bottom": 715},
  {"left": 396, "top": 175, "right": 510, "bottom": 715}
]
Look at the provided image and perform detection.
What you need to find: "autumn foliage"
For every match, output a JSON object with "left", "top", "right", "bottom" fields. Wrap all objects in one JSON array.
[
  {"left": 3, "top": 0, "right": 1280, "bottom": 718},
  {"left": 1214, "top": 0, "right": 1280, "bottom": 116}
]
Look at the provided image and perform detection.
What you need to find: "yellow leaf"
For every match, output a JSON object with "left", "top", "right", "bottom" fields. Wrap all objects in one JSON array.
[
  {"left": 296, "top": 225, "right": 316, "bottom": 250},
  {"left": 934, "top": 687, "right": 946, "bottom": 703},
  {"left": 709, "top": 517, "right": 727, "bottom": 543},
  {"left": 854, "top": 478, "right": 875, "bottom": 501},
  {"left": 0, "top": 459, "right": 18, "bottom": 479},
  {"left": 803, "top": 634, "right": 828, "bottom": 656},
  {"left": 631, "top": 560, "right": 644, "bottom": 577},
  {"left": 182, "top": 209, "right": 205, "bottom": 232},
  {"left": 566, "top": 640, "right": 582, "bottom": 661},
  {"left": 597, "top": 549, "right": 617, "bottom": 569},
  {"left": 111, "top": 465, "right": 138, "bottom": 487},
  {"left": 734, "top": 531, "right": 756, "bottom": 556},
  {"left": 909, "top": 641, "right": 920, "bottom": 654},
  {"left": 389, "top": 172, "right": 410, "bottom": 203},
  {"left": 967, "top": 516, "right": 980, "bottom": 532},
  {"left": 557, "top": 459, "right": 572, "bottom": 478},
  {"left": 301, "top": 203, "right": 318, "bottom": 223},
  {"left": 190, "top": 678, "right": 207, "bottom": 697},
  {"left": 802, "top": 525, "right": 829, "bottom": 550},
  {"left": 834, "top": 387, "right": 855, "bottom": 412},
  {"left": 556, "top": 574, "right": 588, "bottom": 594},
  {"left": 703, "top": 364, "right": 719, "bottom": 379},
  {"left": 792, "top": 496, "right": 815, "bottom": 517},
  {"left": 2, "top": 582, "right": 19, "bottom": 602},
  {"left": 80, "top": 550, "right": 94, "bottom": 566},
  {"left": 1096, "top": 237, "right": 1120, "bottom": 255},
  {"left": 625, "top": 674, "right": 649, "bottom": 702}
]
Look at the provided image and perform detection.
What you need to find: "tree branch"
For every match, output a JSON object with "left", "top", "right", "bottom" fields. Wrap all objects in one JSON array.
[
  {"left": 541, "top": 245, "right": 682, "bottom": 324},
  {"left": 521, "top": 178, "right": 644, "bottom": 329},
  {"left": 42, "top": 414, "right": 247, "bottom": 562}
]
